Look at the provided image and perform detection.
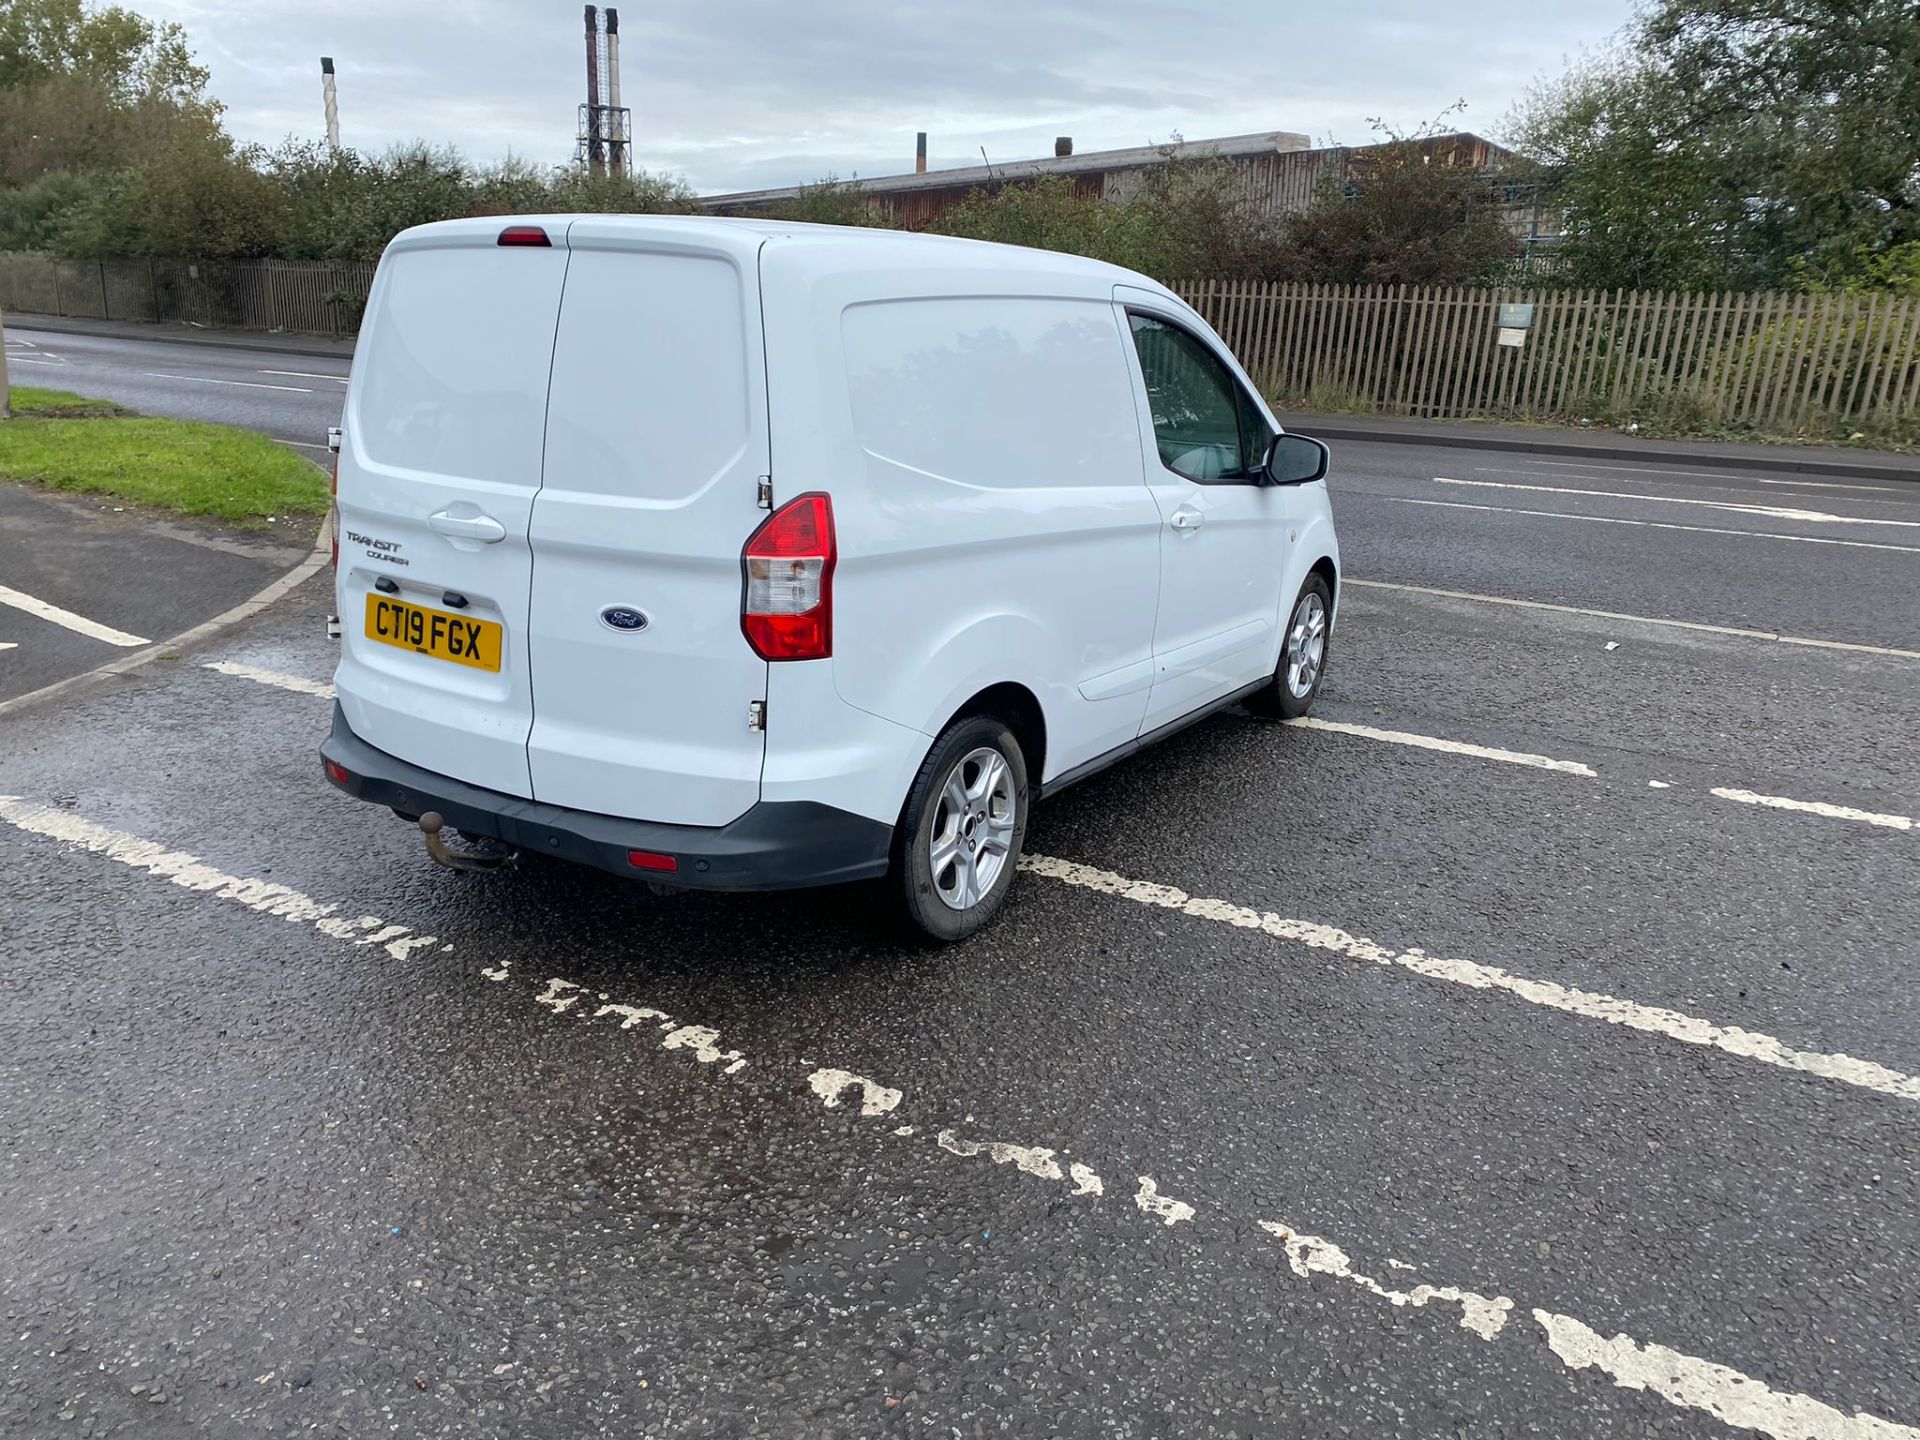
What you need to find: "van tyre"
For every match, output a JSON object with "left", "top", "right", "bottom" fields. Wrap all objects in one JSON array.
[
  {"left": 1248, "top": 573, "right": 1331, "bottom": 719},
  {"left": 895, "top": 716, "right": 1029, "bottom": 943}
]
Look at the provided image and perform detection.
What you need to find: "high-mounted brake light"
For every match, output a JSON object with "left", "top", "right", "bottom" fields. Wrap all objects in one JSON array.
[
  {"left": 741, "top": 493, "right": 835, "bottom": 661},
  {"left": 497, "top": 225, "right": 551, "bottom": 247}
]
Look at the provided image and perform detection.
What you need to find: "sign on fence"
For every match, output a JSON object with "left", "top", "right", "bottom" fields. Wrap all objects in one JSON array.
[{"left": 1173, "top": 281, "right": 1920, "bottom": 430}]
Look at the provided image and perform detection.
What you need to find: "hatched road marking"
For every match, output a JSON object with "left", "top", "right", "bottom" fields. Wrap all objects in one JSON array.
[
  {"left": 0, "top": 583, "right": 148, "bottom": 647},
  {"left": 1, "top": 795, "right": 1914, "bottom": 1439}
]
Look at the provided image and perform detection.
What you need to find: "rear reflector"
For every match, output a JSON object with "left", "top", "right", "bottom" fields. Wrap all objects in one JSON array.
[
  {"left": 741, "top": 492, "right": 835, "bottom": 661},
  {"left": 323, "top": 759, "right": 351, "bottom": 787},
  {"left": 627, "top": 849, "right": 679, "bottom": 873},
  {"left": 497, "top": 225, "right": 551, "bottom": 247}
]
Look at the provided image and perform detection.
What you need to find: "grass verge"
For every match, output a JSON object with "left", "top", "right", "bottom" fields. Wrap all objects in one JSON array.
[{"left": 0, "top": 387, "right": 327, "bottom": 525}]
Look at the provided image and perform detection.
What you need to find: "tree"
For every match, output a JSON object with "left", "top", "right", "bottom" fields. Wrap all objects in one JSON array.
[
  {"left": 1512, "top": 0, "right": 1920, "bottom": 291},
  {"left": 1273, "top": 136, "right": 1520, "bottom": 286},
  {"left": 761, "top": 176, "right": 901, "bottom": 228}
]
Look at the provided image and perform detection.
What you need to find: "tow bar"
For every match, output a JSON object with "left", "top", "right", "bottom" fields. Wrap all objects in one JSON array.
[{"left": 418, "top": 811, "right": 514, "bottom": 872}]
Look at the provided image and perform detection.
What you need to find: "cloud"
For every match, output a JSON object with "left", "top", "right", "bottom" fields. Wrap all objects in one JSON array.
[{"left": 136, "top": 0, "right": 1632, "bottom": 192}]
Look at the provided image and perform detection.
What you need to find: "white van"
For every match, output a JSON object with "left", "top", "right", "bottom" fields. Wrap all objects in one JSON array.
[{"left": 321, "top": 215, "right": 1339, "bottom": 940}]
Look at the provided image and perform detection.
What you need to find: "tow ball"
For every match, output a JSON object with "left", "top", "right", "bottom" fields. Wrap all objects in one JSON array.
[{"left": 418, "top": 811, "right": 513, "bottom": 872}]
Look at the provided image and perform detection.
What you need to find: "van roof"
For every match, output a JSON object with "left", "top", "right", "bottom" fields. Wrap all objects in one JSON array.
[{"left": 385, "top": 213, "right": 1178, "bottom": 302}]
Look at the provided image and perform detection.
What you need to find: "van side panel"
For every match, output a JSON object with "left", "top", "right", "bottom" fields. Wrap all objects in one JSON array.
[
  {"left": 333, "top": 231, "right": 569, "bottom": 799},
  {"left": 525, "top": 234, "right": 770, "bottom": 827},
  {"left": 824, "top": 290, "right": 1161, "bottom": 781}
]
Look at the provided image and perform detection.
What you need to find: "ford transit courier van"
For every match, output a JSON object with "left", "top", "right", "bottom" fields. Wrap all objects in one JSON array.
[{"left": 320, "top": 215, "right": 1340, "bottom": 940}]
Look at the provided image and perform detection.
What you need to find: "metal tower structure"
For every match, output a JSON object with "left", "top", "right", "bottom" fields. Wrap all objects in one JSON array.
[{"left": 573, "top": 6, "right": 632, "bottom": 177}]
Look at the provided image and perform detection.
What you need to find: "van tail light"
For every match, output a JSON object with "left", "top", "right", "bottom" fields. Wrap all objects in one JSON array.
[
  {"left": 326, "top": 426, "right": 343, "bottom": 570},
  {"left": 741, "top": 493, "right": 835, "bottom": 661},
  {"left": 497, "top": 225, "right": 551, "bottom": 247}
]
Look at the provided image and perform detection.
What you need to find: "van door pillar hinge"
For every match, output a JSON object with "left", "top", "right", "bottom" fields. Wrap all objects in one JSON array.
[
  {"left": 747, "top": 700, "right": 767, "bottom": 731},
  {"left": 756, "top": 475, "right": 773, "bottom": 509}
]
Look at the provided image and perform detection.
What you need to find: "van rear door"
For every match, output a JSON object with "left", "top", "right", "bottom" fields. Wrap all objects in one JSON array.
[
  {"left": 525, "top": 220, "right": 771, "bottom": 827},
  {"left": 333, "top": 221, "right": 568, "bottom": 798}
]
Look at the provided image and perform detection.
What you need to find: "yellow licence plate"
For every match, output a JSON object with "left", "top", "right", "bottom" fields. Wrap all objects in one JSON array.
[{"left": 364, "top": 594, "right": 503, "bottom": 672}]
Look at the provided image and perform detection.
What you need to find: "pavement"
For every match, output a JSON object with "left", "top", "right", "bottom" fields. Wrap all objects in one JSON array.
[{"left": 2, "top": 333, "right": 1919, "bottom": 1439}]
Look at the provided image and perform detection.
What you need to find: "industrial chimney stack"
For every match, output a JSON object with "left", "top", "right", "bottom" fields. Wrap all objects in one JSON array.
[
  {"left": 915, "top": 132, "right": 927, "bottom": 174},
  {"left": 574, "top": 7, "right": 632, "bottom": 177},
  {"left": 320, "top": 57, "right": 340, "bottom": 152}
]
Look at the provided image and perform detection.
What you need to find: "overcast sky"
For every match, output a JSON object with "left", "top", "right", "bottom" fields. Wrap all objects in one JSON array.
[{"left": 135, "top": 0, "right": 1630, "bottom": 195}]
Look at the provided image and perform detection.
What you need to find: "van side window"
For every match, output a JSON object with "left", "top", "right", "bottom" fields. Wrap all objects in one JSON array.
[{"left": 1127, "top": 312, "right": 1272, "bottom": 483}]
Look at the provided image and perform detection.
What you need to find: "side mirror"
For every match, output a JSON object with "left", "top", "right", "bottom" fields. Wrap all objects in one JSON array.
[{"left": 1261, "top": 433, "right": 1329, "bottom": 485}]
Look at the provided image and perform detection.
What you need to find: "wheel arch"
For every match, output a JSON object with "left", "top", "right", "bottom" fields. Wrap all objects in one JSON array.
[{"left": 941, "top": 681, "right": 1047, "bottom": 792}]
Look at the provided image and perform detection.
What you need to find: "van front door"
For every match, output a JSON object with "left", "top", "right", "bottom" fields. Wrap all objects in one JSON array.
[{"left": 1118, "top": 299, "right": 1294, "bottom": 733}]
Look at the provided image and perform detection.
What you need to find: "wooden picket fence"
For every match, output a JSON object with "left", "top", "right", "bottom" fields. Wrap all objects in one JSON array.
[{"left": 1173, "top": 282, "right": 1920, "bottom": 430}]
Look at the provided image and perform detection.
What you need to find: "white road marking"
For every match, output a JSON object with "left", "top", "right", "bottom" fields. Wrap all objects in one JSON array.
[
  {"left": 1436, "top": 476, "right": 1920, "bottom": 529},
  {"left": 142, "top": 371, "right": 311, "bottom": 393},
  {"left": 0, "top": 797, "right": 440, "bottom": 959},
  {"left": 1286, "top": 716, "right": 1596, "bottom": 776},
  {"left": 1536, "top": 1311, "right": 1920, "bottom": 1440},
  {"left": 0, "top": 643, "right": 16, "bottom": 652},
  {"left": 1754, "top": 477, "right": 1903, "bottom": 494},
  {"left": 1385, "top": 495, "right": 1920, "bottom": 554},
  {"left": 1134, "top": 1175, "right": 1196, "bottom": 1226},
  {"left": 533, "top": 977, "right": 749, "bottom": 1074},
  {"left": 1512, "top": 459, "right": 1904, "bottom": 495},
  {"left": 259, "top": 369, "right": 349, "bottom": 383},
  {"left": 4, "top": 797, "right": 1915, "bottom": 1438},
  {"left": 0, "top": 584, "right": 148, "bottom": 647},
  {"left": 202, "top": 659, "right": 335, "bottom": 698},
  {"left": 1020, "top": 853, "right": 1920, "bottom": 1105},
  {"left": 808, "top": 1068, "right": 903, "bottom": 1117},
  {"left": 1262, "top": 1222, "right": 1513, "bottom": 1340},
  {"left": 1711, "top": 787, "right": 1914, "bottom": 833},
  {"left": 1346, "top": 578, "right": 1920, "bottom": 660},
  {"left": 9, "top": 355, "right": 64, "bottom": 365}
]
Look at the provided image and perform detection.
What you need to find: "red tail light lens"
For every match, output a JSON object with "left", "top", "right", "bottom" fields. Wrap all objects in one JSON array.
[
  {"left": 627, "top": 849, "right": 678, "bottom": 873},
  {"left": 323, "top": 759, "right": 351, "bottom": 787},
  {"left": 741, "top": 493, "right": 835, "bottom": 661},
  {"left": 497, "top": 225, "right": 551, "bottom": 247}
]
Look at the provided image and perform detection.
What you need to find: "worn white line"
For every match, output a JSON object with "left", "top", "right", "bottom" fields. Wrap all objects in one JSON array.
[
  {"left": 142, "top": 371, "right": 311, "bottom": 393},
  {"left": 0, "top": 642, "right": 16, "bottom": 652},
  {"left": 0, "top": 798, "right": 442, "bottom": 959},
  {"left": 1384, "top": 495, "right": 1920, "bottom": 554},
  {"left": 202, "top": 659, "right": 335, "bottom": 699},
  {"left": 1263, "top": 1222, "right": 1513, "bottom": 1340},
  {"left": 9, "top": 355, "right": 64, "bottom": 365},
  {"left": 1537, "top": 1311, "right": 1919, "bottom": 1440},
  {"left": 6, "top": 798, "right": 1915, "bottom": 1438},
  {"left": 1286, "top": 716, "right": 1596, "bottom": 776},
  {"left": 1345, "top": 578, "right": 1920, "bottom": 659},
  {"left": 1513, "top": 459, "right": 1906, "bottom": 494},
  {"left": 259, "top": 369, "right": 349, "bottom": 383},
  {"left": 1754, "top": 477, "right": 1904, "bottom": 494},
  {"left": 0, "top": 583, "right": 148, "bottom": 647},
  {"left": 1020, "top": 853, "right": 1920, "bottom": 1104},
  {"left": 1436, "top": 476, "right": 1920, "bottom": 529},
  {"left": 1711, "top": 787, "right": 1914, "bottom": 833},
  {"left": 808, "top": 1068, "right": 903, "bottom": 1117}
]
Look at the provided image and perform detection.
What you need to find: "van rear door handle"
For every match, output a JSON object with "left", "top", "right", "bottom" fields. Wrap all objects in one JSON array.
[
  {"left": 1169, "top": 508, "right": 1204, "bottom": 531},
  {"left": 428, "top": 510, "right": 507, "bottom": 544}
]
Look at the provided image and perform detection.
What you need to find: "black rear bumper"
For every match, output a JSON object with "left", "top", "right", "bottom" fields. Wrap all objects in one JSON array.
[{"left": 320, "top": 703, "right": 893, "bottom": 891}]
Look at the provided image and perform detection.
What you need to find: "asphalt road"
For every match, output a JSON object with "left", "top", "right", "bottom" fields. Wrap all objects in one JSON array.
[
  {"left": 2, "top": 331, "right": 1918, "bottom": 1438},
  {"left": 4, "top": 324, "right": 347, "bottom": 451}
]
